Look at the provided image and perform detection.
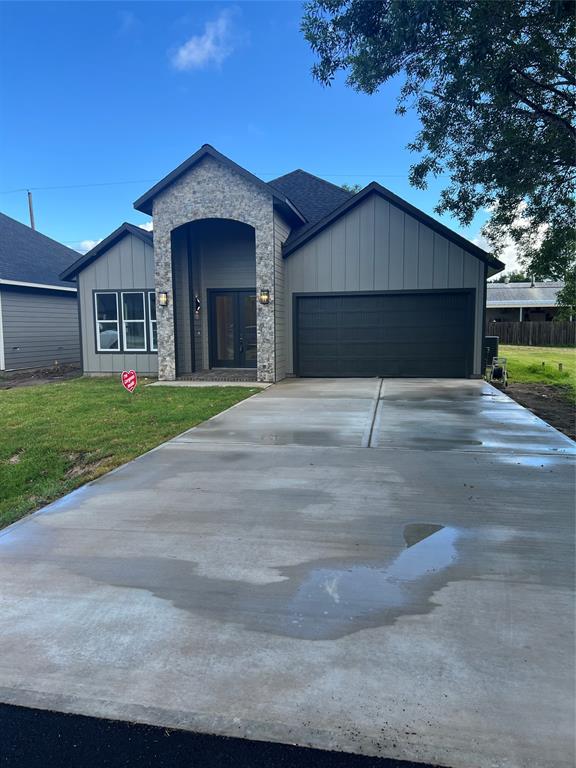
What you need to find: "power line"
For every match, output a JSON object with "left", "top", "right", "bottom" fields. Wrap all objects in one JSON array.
[{"left": 0, "top": 172, "right": 438, "bottom": 195}]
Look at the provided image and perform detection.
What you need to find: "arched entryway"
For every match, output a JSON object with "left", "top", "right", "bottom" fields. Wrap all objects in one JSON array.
[{"left": 170, "top": 218, "right": 257, "bottom": 377}]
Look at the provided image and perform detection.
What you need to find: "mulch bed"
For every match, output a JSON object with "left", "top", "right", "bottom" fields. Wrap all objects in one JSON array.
[
  {"left": 505, "top": 383, "right": 575, "bottom": 442},
  {"left": 0, "top": 364, "right": 81, "bottom": 390}
]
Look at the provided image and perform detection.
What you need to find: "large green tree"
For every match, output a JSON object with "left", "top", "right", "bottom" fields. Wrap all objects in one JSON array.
[{"left": 302, "top": 0, "right": 576, "bottom": 279}]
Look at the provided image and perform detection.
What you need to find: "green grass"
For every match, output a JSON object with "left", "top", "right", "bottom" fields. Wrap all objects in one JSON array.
[
  {"left": 500, "top": 345, "right": 576, "bottom": 398},
  {"left": 0, "top": 378, "right": 257, "bottom": 529}
]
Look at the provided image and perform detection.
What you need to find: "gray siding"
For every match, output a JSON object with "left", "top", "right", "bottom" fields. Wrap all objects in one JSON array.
[
  {"left": 273, "top": 210, "right": 291, "bottom": 381},
  {"left": 284, "top": 194, "right": 486, "bottom": 376},
  {"left": 78, "top": 233, "right": 158, "bottom": 376},
  {"left": 1, "top": 288, "right": 80, "bottom": 370}
]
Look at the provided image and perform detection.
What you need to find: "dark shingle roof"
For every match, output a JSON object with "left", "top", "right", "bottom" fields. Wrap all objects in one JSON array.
[
  {"left": 0, "top": 212, "right": 80, "bottom": 289},
  {"left": 268, "top": 170, "right": 353, "bottom": 227}
]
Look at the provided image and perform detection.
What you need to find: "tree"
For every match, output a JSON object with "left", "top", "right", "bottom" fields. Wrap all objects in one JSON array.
[
  {"left": 490, "top": 270, "right": 530, "bottom": 283},
  {"left": 302, "top": 0, "right": 576, "bottom": 279},
  {"left": 341, "top": 182, "right": 362, "bottom": 193},
  {"left": 556, "top": 266, "right": 576, "bottom": 319}
]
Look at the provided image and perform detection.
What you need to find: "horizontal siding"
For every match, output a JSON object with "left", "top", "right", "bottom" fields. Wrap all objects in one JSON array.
[
  {"left": 79, "top": 233, "right": 158, "bottom": 375},
  {"left": 285, "top": 194, "right": 486, "bottom": 376},
  {"left": 1, "top": 288, "right": 80, "bottom": 370}
]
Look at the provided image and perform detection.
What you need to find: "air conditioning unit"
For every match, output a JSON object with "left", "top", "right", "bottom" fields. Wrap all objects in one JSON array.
[{"left": 484, "top": 336, "right": 499, "bottom": 370}]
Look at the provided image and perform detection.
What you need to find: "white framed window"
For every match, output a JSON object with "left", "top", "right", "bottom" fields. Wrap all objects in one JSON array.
[
  {"left": 148, "top": 292, "right": 157, "bottom": 351},
  {"left": 121, "top": 292, "right": 147, "bottom": 351},
  {"left": 95, "top": 292, "right": 120, "bottom": 351}
]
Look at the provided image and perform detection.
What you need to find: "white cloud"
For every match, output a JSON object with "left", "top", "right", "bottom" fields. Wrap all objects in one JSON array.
[
  {"left": 171, "top": 9, "right": 237, "bottom": 71},
  {"left": 474, "top": 202, "right": 547, "bottom": 277},
  {"left": 76, "top": 239, "right": 102, "bottom": 254},
  {"left": 139, "top": 221, "right": 153, "bottom": 231}
]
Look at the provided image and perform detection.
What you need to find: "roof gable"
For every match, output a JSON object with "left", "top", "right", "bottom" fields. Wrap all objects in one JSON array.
[
  {"left": 133, "top": 144, "right": 305, "bottom": 225},
  {"left": 0, "top": 212, "right": 82, "bottom": 289},
  {"left": 60, "top": 223, "right": 153, "bottom": 281},
  {"left": 282, "top": 182, "right": 505, "bottom": 276}
]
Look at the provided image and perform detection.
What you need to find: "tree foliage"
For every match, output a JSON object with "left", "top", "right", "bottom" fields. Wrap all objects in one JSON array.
[
  {"left": 302, "top": 0, "right": 576, "bottom": 278},
  {"left": 490, "top": 270, "right": 530, "bottom": 283},
  {"left": 341, "top": 182, "right": 362, "bottom": 193},
  {"left": 556, "top": 266, "right": 576, "bottom": 318}
]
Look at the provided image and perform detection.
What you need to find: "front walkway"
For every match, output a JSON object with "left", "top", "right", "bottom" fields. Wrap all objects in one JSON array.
[{"left": 0, "top": 379, "right": 574, "bottom": 767}]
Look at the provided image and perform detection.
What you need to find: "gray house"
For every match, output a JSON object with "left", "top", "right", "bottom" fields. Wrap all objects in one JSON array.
[
  {"left": 62, "top": 144, "right": 504, "bottom": 382},
  {"left": 0, "top": 212, "right": 80, "bottom": 371},
  {"left": 487, "top": 281, "right": 565, "bottom": 322}
]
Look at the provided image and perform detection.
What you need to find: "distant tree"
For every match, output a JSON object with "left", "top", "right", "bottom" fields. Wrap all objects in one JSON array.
[
  {"left": 302, "top": 0, "right": 576, "bottom": 280},
  {"left": 341, "top": 183, "right": 362, "bottom": 193},
  {"left": 491, "top": 270, "right": 530, "bottom": 283},
  {"left": 556, "top": 266, "right": 576, "bottom": 319}
]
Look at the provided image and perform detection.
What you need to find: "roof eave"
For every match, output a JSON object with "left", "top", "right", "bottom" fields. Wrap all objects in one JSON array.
[
  {"left": 283, "top": 181, "right": 504, "bottom": 273},
  {"left": 133, "top": 144, "right": 306, "bottom": 224},
  {"left": 60, "top": 223, "right": 152, "bottom": 280}
]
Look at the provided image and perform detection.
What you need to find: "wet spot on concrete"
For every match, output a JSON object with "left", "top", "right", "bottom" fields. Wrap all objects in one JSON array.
[{"left": 63, "top": 522, "right": 461, "bottom": 641}]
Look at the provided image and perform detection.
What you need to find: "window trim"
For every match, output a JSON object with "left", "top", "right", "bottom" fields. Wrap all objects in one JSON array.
[
  {"left": 148, "top": 291, "right": 157, "bottom": 352},
  {"left": 92, "top": 289, "right": 157, "bottom": 354},
  {"left": 121, "top": 291, "right": 147, "bottom": 352},
  {"left": 94, "top": 292, "right": 120, "bottom": 353}
]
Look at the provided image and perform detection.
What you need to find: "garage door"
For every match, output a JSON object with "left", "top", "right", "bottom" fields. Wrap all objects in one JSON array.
[{"left": 295, "top": 291, "right": 474, "bottom": 377}]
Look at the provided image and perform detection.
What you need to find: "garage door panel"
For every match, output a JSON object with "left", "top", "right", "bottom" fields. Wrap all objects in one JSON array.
[{"left": 296, "top": 292, "right": 473, "bottom": 378}]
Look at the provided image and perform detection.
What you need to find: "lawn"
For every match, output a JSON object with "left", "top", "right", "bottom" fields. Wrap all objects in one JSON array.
[
  {"left": 0, "top": 378, "right": 257, "bottom": 529},
  {"left": 500, "top": 344, "right": 576, "bottom": 399}
]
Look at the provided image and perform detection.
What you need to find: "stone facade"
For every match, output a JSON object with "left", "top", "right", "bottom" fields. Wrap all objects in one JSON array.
[{"left": 152, "top": 156, "right": 277, "bottom": 382}]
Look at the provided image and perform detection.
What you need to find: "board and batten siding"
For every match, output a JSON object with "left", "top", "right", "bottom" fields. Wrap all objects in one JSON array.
[
  {"left": 273, "top": 210, "right": 291, "bottom": 381},
  {"left": 78, "top": 233, "right": 158, "bottom": 376},
  {"left": 0, "top": 287, "right": 80, "bottom": 370},
  {"left": 283, "top": 194, "right": 486, "bottom": 376}
]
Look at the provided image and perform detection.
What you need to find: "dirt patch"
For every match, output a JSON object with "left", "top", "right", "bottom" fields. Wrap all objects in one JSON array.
[
  {"left": 505, "top": 383, "right": 575, "bottom": 441},
  {"left": 0, "top": 364, "right": 81, "bottom": 390},
  {"left": 64, "top": 454, "right": 112, "bottom": 480}
]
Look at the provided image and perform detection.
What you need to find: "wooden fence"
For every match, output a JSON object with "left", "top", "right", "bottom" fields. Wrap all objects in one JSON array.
[{"left": 485, "top": 321, "right": 576, "bottom": 347}]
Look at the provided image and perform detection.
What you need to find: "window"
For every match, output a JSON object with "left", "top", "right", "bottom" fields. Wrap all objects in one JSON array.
[
  {"left": 95, "top": 293, "right": 119, "bottom": 351},
  {"left": 93, "top": 290, "right": 158, "bottom": 353},
  {"left": 121, "top": 292, "right": 146, "bottom": 351},
  {"left": 148, "top": 292, "right": 157, "bottom": 351}
]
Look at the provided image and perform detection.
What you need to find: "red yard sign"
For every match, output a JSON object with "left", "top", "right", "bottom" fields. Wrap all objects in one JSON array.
[{"left": 121, "top": 370, "right": 137, "bottom": 393}]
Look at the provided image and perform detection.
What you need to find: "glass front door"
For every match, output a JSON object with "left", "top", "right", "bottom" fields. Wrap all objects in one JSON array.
[{"left": 209, "top": 290, "right": 257, "bottom": 368}]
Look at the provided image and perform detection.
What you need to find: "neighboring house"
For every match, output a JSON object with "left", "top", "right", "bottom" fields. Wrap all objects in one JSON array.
[
  {"left": 61, "top": 144, "right": 504, "bottom": 382},
  {"left": 0, "top": 212, "right": 80, "bottom": 371},
  {"left": 61, "top": 223, "right": 157, "bottom": 376},
  {"left": 486, "top": 281, "right": 566, "bottom": 322}
]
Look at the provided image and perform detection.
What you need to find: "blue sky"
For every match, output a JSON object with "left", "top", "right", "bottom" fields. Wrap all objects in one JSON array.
[{"left": 0, "top": 1, "right": 491, "bottom": 257}]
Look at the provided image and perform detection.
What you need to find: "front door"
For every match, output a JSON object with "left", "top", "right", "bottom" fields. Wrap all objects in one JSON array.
[{"left": 209, "top": 290, "right": 257, "bottom": 368}]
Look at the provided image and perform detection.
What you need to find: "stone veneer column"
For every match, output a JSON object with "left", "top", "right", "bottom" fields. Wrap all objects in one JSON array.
[{"left": 151, "top": 156, "right": 276, "bottom": 383}]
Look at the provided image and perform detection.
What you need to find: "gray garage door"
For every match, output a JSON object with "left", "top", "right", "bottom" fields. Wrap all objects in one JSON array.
[{"left": 295, "top": 291, "right": 474, "bottom": 377}]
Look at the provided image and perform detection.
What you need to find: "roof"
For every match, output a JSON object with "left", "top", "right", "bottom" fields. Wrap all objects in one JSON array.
[
  {"left": 131, "top": 143, "right": 503, "bottom": 277},
  {"left": 0, "top": 212, "right": 80, "bottom": 291},
  {"left": 282, "top": 181, "right": 505, "bottom": 276},
  {"left": 268, "top": 170, "right": 353, "bottom": 227},
  {"left": 60, "top": 223, "right": 153, "bottom": 281},
  {"left": 487, "top": 281, "right": 563, "bottom": 308},
  {"left": 133, "top": 144, "right": 306, "bottom": 225}
]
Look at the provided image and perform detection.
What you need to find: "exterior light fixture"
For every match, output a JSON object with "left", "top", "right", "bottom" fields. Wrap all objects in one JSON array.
[
  {"left": 194, "top": 295, "right": 201, "bottom": 314},
  {"left": 258, "top": 289, "right": 271, "bottom": 305},
  {"left": 158, "top": 291, "right": 169, "bottom": 307}
]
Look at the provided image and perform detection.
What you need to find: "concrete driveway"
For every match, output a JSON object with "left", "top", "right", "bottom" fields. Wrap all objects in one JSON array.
[{"left": 0, "top": 378, "right": 574, "bottom": 767}]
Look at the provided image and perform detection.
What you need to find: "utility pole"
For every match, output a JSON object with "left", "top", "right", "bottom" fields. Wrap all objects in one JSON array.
[{"left": 27, "top": 190, "right": 35, "bottom": 230}]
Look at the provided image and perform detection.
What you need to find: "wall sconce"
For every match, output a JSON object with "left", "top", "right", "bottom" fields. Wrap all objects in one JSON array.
[
  {"left": 258, "top": 289, "right": 271, "bottom": 305},
  {"left": 158, "top": 291, "right": 169, "bottom": 307},
  {"left": 194, "top": 295, "right": 201, "bottom": 314}
]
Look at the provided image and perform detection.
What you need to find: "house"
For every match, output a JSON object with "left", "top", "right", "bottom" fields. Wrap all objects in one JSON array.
[
  {"left": 61, "top": 144, "right": 504, "bottom": 382},
  {"left": 0, "top": 212, "right": 80, "bottom": 371},
  {"left": 486, "top": 281, "right": 565, "bottom": 322}
]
